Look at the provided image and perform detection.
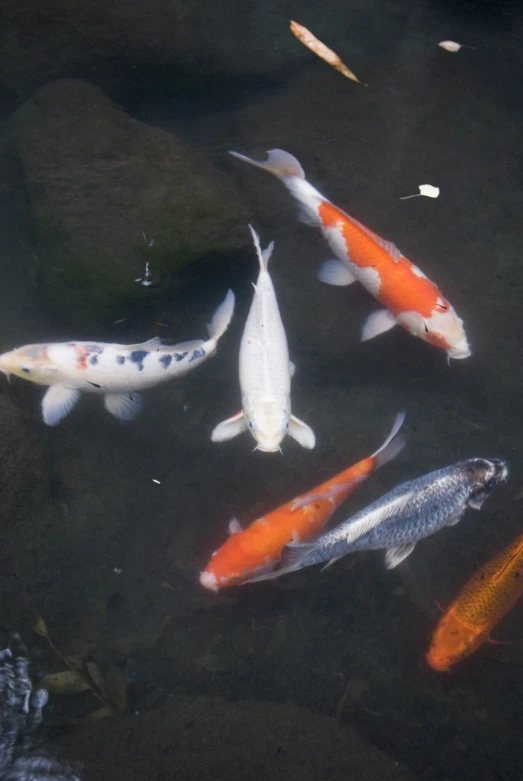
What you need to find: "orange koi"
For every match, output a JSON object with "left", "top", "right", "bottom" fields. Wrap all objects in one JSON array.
[
  {"left": 230, "top": 149, "right": 470, "bottom": 361},
  {"left": 427, "top": 530, "right": 523, "bottom": 671},
  {"left": 200, "top": 413, "right": 405, "bottom": 591}
]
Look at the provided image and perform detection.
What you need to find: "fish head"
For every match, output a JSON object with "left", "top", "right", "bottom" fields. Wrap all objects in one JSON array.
[
  {"left": 0, "top": 344, "right": 59, "bottom": 385},
  {"left": 426, "top": 612, "right": 485, "bottom": 672},
  {"left": 243, "top": 397, "right": 289, "bottom": 453},
  {"left": 398, "top": 306, "right": 471, "bottom": 359},
  {"left": 464, "top": 458, "right": 509, "bottom": 510},
  {"left": 426, "top": 305, "right": 471, "bottom": 360}
]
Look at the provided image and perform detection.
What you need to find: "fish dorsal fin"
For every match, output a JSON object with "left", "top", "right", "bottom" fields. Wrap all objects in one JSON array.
[
  {"left": 349, "top": 216, "right": 401, "bottom": 263},
  {"left": 341, "top": 491, "right": 414, "bottom": 546},
  {"left": 248, "top": 224, "right": 274, "bottom": 271},
  {"left": 126, "top": 337, "right": 164, "bottom": 351}
]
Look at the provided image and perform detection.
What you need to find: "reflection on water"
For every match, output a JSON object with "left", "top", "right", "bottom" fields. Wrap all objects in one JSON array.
[{"left": 0, "top": 1, "right": 522, "bottom": 780}]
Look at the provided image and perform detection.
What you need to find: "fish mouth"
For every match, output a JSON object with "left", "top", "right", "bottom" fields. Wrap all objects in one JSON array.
[
  {"left": 199, "top": 571, "right": 219, "bottom": 592},
  {"left": 426, "top": 651, "right": 451, "bottom": 672},
  {"left": 254, "top": 443, "right": 283, "bottom": 454},
  {"left": 446, "top": 345, "right": 471, "bottom": 360}
]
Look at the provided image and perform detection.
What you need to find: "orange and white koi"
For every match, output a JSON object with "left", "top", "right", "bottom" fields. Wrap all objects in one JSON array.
[
  {"left": 200, "top": 412, "right": 405, "bottom": 590},
  {"left": 0, "top": 290, "right": 234, "bottom": 425},
  {"left": 427, "top": 529, "right": 523, "bottom": 672},
  {"left": 230, "top": 149, "right": 470, "bottom": 361}
]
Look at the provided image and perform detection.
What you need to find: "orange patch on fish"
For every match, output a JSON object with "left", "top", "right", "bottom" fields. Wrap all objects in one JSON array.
[{"left": 317, "top": 202, "right": 442, "bottom": 319}]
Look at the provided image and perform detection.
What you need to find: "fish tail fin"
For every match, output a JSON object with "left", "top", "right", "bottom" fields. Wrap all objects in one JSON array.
[
  {"left": 207, "top": 289, "right": 236, "bottom": 342},
  {"left": 372, "top": 412, "right": 406, "bottom": 469},
  {"left": 230, "top": 149, "right": 305, "bottom": 180},
  {"left": 248, "top": 224, "right": 275, "bottom": 271}
]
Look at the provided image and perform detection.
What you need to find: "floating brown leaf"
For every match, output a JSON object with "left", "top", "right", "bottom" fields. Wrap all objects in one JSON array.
[
  {"left": 32, "top": 616, "right": 49, "bottom": 638},
  {"left": 40, "top": 670, "right": 91, "bottom": 696},
  {"left": 83, "top": 705, "right": 114, "bottom": 723},
  {"left": 104, "top": 665, "right": 129, "bottom": 715},
  {"left": 290, "top": 20, "right": 363, "bottom": 84}
]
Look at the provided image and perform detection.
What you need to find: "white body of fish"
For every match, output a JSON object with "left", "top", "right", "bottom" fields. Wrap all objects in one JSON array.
[
  {"left": 0, "top": 290, "right": 235, "bottom": 426},
  {"left": 211, "top": 226, "right": 315, "bottom": 452}
]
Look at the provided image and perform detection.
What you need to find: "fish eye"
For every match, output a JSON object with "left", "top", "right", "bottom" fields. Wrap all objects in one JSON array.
[
  {"left": 284, "top": 421, "right": 289, "bottom": 430},
  {"left": 248, "top": 421, "right": 254, "bottom": 429},
  {"left": 21, "top": 366, "right": 31, "bottom": 373}
]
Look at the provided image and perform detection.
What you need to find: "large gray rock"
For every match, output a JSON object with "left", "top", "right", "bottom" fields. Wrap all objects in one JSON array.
[
  {"left": 54, "top": 695, "right": 416, "bottom": 781},
  {"left": 8, "top": 79, "right": 250, "bottom": 323}
]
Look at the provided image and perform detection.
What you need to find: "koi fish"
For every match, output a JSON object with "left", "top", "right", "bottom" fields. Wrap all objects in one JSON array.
[
  {"left": 427, "top": 530, "right": 523, "bottom": 671},
  {"left": 201, "top": 412, "right": 405, "bottom": 591},
  {"left": 211, "top": 225, "right": 314, "bottom": 453},
  {"left": 246, "top": 458, "right": 508, "bottom": 582},
  {"left": 0, "top": 290, "right": 235, "bottom": 425},
  {"left": 229, "top": 149, "right": 470, "bottom": 361}
]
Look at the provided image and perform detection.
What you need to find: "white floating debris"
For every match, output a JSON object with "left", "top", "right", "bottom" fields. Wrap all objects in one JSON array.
[
  {"left": 112, "top": 318, "right": 127, "bottom": 325},
  {"left": 135, "top": 261, "right": 153, "bottom": 287},
  {"left": 400, "top": 184, "right": 440, "bottom": 201},
  {"left": 152, "top": 478, "right": 161, "bottom": 485},
  {"left": 438, "top": 40, "right": 462, "bottom": 52},
  {"left": 113, "top": 567, "right": 122, "bottom": 575}
]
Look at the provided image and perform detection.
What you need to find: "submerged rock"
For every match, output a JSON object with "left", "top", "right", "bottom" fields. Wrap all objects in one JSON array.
[
  {"left": 54, "top": 695, "right": 416, "bottom": 781},
  {"left": 8, "top": 79, "right": 250, "bottom": 324}
]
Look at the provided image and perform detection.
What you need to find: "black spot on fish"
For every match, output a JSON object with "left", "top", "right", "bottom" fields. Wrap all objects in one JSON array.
[
  {"left": 160, "top": 355, "right": 172, "bottom": 369},
  {"left": 116, "top": 355, "right": 125, "bottom": 365},
  {"left": 189, "top": 348, "right": 205, "bottom": 363},
  {"left": 87, "top": 344, "right": 104, "bottom": 354},
  {"left": 89, "top": 354, "right": 98, "bottom": 365},
  {"left": 88, "top": 382, "right": 101, "bottom": 388},
  {"left": 174, "top": 352, "right": 188, "bottom": 362},
  {"left": 130, "top": 350, "right": 149, "bottom": 372}
]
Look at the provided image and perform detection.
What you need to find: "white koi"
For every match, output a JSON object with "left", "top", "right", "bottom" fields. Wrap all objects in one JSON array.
[
  {"left": 211, "top": 226, "right": 314, "bottom": 452},
  {"left": 0, "top": 290, "right": 235, "bottom": 426}
]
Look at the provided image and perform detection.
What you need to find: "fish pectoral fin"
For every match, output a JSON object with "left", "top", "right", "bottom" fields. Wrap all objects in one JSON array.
[
  {"left": 486, "top": 636, "right": 511, "bottom": 646},
  {"left": 361, "top": 309, "right": 398, "bottom": 342},
  {"left": 288, "top": 415, "right": 316, "bottom": 449},
  {"left": 290, "top": 483, "right": 353, "bottom": 512},
  {"left": 446, "top": 509, "right": 465, "bottom": 526},
  {"left": 42, "top": 386, "right": 81, "bottom": 426},
  {"left": 211, "top": 411, "right": 247, "bottom": 442},
  {"left": 104, "top": 392, "right": 143, "bottom": 422},
  {"left": 289, "top": 360, "right": 296, "bottom": 377},
  {"left": 320, "top": 555, "right": 343, "bottom": 571},
  {"left": 280, "top": 542, "right": 316, "bottom": 568},
  {"left": 317, "top": 259, "right": 357, "bottom": 286},
  {"left": 227, "top": 517, "right": 243, "bottom": 535},
  {"left": 384, "top": 542, "right": 416, "bottom": 569}
]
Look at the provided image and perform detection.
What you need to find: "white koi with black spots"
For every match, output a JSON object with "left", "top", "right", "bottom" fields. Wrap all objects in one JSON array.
[
  {"left": 0, "top": 290, "right": 235, "bottom": 425},
  {"left": 211, "top": 226, "right": 315, "bottom": 452}
]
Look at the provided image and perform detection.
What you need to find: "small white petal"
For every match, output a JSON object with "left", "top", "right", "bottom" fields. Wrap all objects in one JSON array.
[
  {"left": 438, "top": 40, "right": 462, "bottom": 52},
  {"left": 419, "top": 184, "right": 440, "bottom": 198},
  {"left": 400, "top": 184, "right": 440, "bottom": 200}
]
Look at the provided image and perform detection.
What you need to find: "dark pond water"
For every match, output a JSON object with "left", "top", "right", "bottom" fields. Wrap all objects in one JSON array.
[{"left": 0, "top": 2, "right": 522, "bottom": 780}]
